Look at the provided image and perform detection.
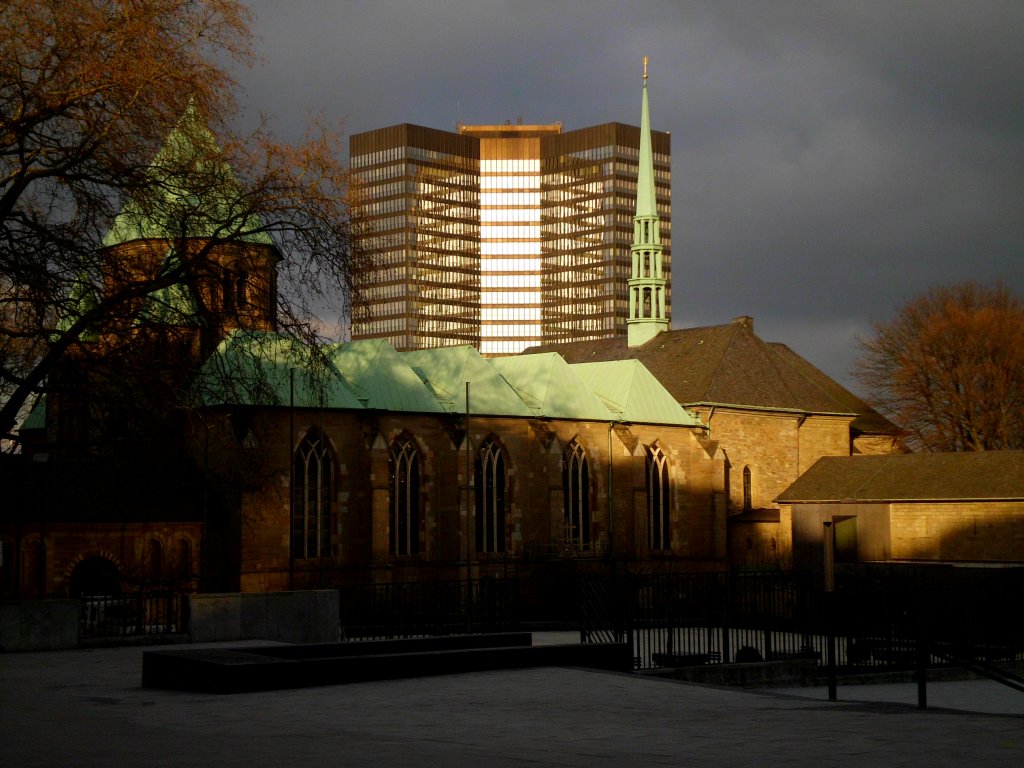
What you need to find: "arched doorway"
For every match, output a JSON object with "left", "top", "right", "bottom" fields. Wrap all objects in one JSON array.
[{"left": 69, "top": 556, "right": 121, "bottom": 598}]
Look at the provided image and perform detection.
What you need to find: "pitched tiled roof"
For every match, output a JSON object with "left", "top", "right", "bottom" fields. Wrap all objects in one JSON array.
[
  {"left": 490, "top": 354, "right": 615, "bottom": 421},
  {"left": 194, "top": 330, "right": 364, "bottom": 409},
  {"left": 330, "top": 340, "right": 444, "bottom": 413},
  {"left": 767, "top": 342, "right": 898, "bottom": 436},
  {"left": 525, "top": 318, "right": 897, "bottom": 434},
  {"left": 568, "top": 360, "right": 701, "bottom": 426},
  {"left": 776, "top": 451, "right": 1024, "bottom": 503},
  {"left": 403, "top": 346, "right": 534, "bottom": 417}
]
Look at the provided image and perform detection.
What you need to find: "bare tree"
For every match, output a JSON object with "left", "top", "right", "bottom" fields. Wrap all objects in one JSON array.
[
  {"left": 0, "top": 0, "right": 361, "bottom": 443},
  {"left": 855, "top": 282, "right": 1024, "bottom": 452}
]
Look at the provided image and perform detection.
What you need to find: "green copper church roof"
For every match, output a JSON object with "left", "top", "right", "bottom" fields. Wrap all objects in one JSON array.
[
  {"left": 401, "top": 346, "right": 533, "bottom": 417},
  {"left": 190, "top": 332, "right": 706, "bottom": 430},
  {"left": 569, "top": 360, "right": 701, "bottom": 426},
  {"left": 491, "top": 354, "right": 615, "bottom": 421},
  {"left": 103, "top": 102, "right": 275, "bottom": 249},
  {"left": 19, "top": 395, "right": 46, "bottom": 432},
  {"left": 328, "top": 339, "right": 444, "bottom": 413},
  {"left": 195, "top": 329, "right": 363, "bottom": 409}
]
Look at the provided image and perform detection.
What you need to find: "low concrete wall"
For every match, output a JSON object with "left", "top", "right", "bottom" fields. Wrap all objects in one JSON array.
[
  {"left": 143, "top": 638, "right": 632, "bottom": 693},
  {"left": 647, "top": 659, "right": 820, "bottom": 688},
  {"left": 189, "top": 590, "right": 340, "bottom": 644},
  {"left": 0, "top": 600, "right": 80, "bottom": 652}
]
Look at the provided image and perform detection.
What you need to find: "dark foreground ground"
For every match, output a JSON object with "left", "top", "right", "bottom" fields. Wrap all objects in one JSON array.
[{"left": 2, "top": 638, "right": 1022, "bottom": 767}]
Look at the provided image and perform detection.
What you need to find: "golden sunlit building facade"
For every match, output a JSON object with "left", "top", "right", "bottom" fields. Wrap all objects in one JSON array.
[{"left": 349, "top": 120, "right": 671, "bottom": 353}]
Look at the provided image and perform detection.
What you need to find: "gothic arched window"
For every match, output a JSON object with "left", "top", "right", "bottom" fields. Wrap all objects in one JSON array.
[
  {"left": 562, "top": 439, "right": 591, "bottom": 550},
  {"left": 475, "top": 437, "right": 507, "bottom": 553},
  {"left": 147, "top": 539, "right": 163, "bottom": 582},
  {"left": 178, "top": 539, "right": 192, "bottom": 578},
  {"left": 389, "top": 435, "right": 421, "bottom": 556},
  {"left": 292, "top": 429, "right": 334, "bottom": 559},
  {"left": 646, "top": 444, "right": 670, "bottom": 550},
  {"left": 742, "top": 466, "right": 753, "bottom": 511}
]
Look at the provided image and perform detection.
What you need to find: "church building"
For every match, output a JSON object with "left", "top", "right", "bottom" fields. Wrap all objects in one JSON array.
[{"left": 4, "top": 63, "right": 903, "bottom": 609}]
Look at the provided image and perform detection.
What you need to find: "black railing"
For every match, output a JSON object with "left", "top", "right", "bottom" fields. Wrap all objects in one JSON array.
[
  {"left": 578, "top": 567, "right": 1024, "bottom": 672},
  {"left": 79, "top": 591, "right": 187, "bottom": 638},
  {"left": 338, "top": 579, "right": 518, "bottom": 640},
  {"left": 580, "top": 571, "right": 818, "bottom": 669},
  {"left": 829, "top": 566, "right": 1024, "bottom": 671}
]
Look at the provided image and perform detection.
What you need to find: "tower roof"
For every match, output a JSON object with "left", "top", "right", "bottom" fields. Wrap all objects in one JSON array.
[
  {"left": 103, "top": 102, "right": 275, "bottom": 249},
  {"left": 636, "top": 58, "right": 658, "bottom": 219}
]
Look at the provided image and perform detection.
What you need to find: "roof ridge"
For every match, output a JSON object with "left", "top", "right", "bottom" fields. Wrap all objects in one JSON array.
[{"left": 703, "top": 322, "right": 742, "bottom": 397}]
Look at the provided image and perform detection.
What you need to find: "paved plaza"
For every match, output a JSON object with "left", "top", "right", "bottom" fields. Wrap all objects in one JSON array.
[{"left": 2, "top": 640, "right": 1022, "bottom": 767}]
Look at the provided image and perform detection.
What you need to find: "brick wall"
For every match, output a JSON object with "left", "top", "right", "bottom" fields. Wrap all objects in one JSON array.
[
  {"left": 890, "top": 500, "right": 1024, "bottom": 561},
  {"left": 696, "top": 408, "right": 851, "bottom": 515},
  {"left": 3, "top": 521, "right": 202, "bottom": 598},
  {"left": 199, "top": 407, "right": 726, "bottom": 590}
]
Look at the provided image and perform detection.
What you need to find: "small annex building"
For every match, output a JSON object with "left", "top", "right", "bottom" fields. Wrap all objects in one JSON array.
[{"left": 777, "top": 451, "right": 1024, "bottom": 569}]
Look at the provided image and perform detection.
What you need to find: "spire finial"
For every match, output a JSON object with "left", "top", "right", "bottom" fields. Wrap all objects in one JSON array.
[{"left": 643, "top": 55, "right": 648, "bottom": 81}]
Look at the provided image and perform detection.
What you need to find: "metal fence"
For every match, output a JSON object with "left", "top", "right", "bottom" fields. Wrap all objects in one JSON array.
[
  {"left": 338, "top": 579, "right": 518, "bottom": 640},
  {"left": 79, "top": 591, "right": 187, "bottom": 638},
  {"left": 578, "top": 567, "right": 1024, "bottom": 672}
]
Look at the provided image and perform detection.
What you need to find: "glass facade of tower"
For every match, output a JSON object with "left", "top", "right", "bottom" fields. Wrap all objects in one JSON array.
[
  {"left": 542, "top": 123, "right": 671, "bottom": 346},
  {"left": 350, "top": 125, "right": 480, "bottom": 350},
  {"left": 350, "top": 122, "right": 670, "bottom": 354}
]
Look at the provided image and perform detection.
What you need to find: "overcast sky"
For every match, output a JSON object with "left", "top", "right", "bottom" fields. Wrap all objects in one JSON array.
[{"left": 234, "top": 0, "right": 1023, "bottom": 392}]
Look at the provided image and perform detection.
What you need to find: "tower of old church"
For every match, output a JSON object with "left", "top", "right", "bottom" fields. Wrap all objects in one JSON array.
[{"left": 627, "top": 57, "right": 669, "bottom": 347}]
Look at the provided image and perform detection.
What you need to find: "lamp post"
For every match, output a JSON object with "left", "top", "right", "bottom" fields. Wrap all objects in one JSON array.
[{"left": 823, "top": 520, "right": 837, "bottom": 701}]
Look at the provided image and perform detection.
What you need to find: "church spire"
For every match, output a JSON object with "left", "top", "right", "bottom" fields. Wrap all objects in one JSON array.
[{"left": 628, "top": 57, "right": 669, "bottom": 347}]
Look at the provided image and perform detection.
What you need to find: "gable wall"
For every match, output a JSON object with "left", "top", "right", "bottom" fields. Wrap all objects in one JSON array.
[
  {"left": 797, "top": 415, "right": 854, "bottom": 474},
  {"left": 696, "top": 408, "right": 802, "bottom": 513}
]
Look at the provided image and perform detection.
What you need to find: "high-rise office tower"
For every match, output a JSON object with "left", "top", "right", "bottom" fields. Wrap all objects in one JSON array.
[{"left": 349, "top": 78, "right": 670, "bottom": 354}]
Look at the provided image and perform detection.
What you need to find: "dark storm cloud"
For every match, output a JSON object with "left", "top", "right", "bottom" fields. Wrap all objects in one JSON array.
[{"left": 237, "top": 0, "right": 1024, "bottom": 390}]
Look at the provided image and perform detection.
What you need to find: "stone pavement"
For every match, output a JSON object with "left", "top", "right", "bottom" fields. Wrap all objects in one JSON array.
[{"left": 2, "top": 640, "right": 1022, "bottom": 767}]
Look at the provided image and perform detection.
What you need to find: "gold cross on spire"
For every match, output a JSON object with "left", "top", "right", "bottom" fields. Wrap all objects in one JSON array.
[{"left": 643, "top": 56, "right": 648, "bottom": 81}]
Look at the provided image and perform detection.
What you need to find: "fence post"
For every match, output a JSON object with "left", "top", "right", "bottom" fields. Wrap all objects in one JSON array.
[
  {"left": 916, "top": 602, "right": 929, "bottom": 709},
  {"left": 824, "top": 521, "right": 837, "bottom": 702},
  {"left": 721, "top": 572, "right": 731, "bottom": 664}
]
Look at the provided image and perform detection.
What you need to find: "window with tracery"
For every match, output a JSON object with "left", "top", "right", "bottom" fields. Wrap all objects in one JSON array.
[
  {"left": 562, "top": 439, "right": 591, "bottom": 549},
  {"left": 292, "top": 429, "right": 334, "bottom": 559},
  {"left": 646, "top": 444, "right": 670, "bottom": 550},
  {"left": 389, "top": 435, "right": 420, "bottom": 555},
  {"left": 475, "top": 437, "right": 507, "bottom": 553},
  {"left": 178, "top": 539, "right": 192, "bottom": 578},
  {"left": 147, "top": 539, "right": 163, "bottom": 582}
]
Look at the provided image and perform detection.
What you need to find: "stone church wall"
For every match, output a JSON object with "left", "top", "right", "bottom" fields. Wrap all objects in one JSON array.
[{"left": 194, "top": 408, "right": 726, "bottom": 592}]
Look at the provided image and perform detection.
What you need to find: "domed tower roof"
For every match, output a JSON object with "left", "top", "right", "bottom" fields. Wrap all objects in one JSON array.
[{"left": 103, "top": 100, "right": 276, "bottom": 250}]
